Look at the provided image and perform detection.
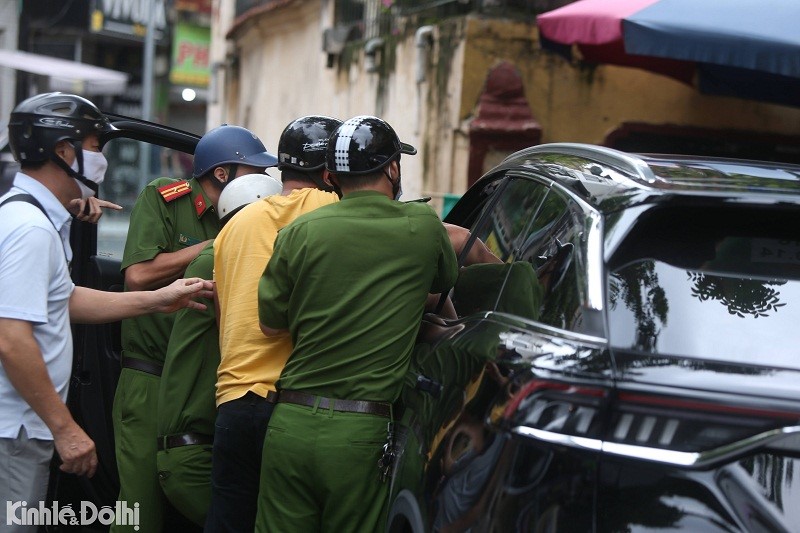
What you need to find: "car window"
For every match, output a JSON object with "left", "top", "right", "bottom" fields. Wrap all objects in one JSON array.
[
  {"left": 607, "top": 205, "right": 800, "bottom": 368},
  {"left": 448, "top": 178, "right": 547, "bottom": 319},
  {"left": 608, "top": 258, "right": 800, "bottom": 368},
  {"left": 97, "top": 138, "right": 193, "bottom": 259},
  {"left": 473, "top": 177, "right": 549, "bottom": 262},
  {"left": 519, "top": 189, "right": 586, "bottom": 331}
]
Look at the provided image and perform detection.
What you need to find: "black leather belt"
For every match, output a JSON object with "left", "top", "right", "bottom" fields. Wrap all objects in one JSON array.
[
  {"left": 121, "top": 356, "right": 163, "bottom": 377},
  {"left": 157, "top": 432, "right": 213, "bottom": 451},
  {"left": 278, "top": 390, "right": 391, "bottom": 418}
]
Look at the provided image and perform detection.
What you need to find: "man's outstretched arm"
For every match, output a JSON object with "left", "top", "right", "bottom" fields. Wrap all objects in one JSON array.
[{"left": 69, "top": 277, "right": 215, "bottom": 324}]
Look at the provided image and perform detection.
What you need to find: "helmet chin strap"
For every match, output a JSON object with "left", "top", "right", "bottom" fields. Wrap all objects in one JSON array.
[
  {"left": 51, "top": 140, "right": 99, "bottom": 195},
  {"left": 384, "top": 167, "right": 400, "bottom": 199}
]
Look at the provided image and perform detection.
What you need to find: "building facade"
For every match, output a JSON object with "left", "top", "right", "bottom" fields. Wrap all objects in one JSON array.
[{"left": 205, "top": 0, "right": 800, "bottom": 210}]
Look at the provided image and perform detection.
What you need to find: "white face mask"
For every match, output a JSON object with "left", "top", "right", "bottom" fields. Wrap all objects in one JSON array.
[{"left": 71, "top": 149, "right": 108, "bottom": 199}]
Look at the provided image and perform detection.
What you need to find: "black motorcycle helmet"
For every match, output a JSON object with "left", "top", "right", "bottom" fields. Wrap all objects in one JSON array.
[
  {"left": 8, "top": 92, "right": 115, "bottom": 193},
  {"left": 278, "top": 115, "right": 343, "bottom": 171},
  {"left": 325, "top": 116, "right": 416, "bottom": 175}
]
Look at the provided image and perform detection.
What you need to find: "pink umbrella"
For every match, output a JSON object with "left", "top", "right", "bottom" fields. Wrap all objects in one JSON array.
[
  {"left": 537, "top": 0, "right": 693, "bottom": 83},
  {"left": 538, "top": 0, "right": 656, "bottom": 46}
]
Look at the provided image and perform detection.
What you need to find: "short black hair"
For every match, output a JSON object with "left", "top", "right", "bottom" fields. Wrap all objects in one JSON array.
[
  {"left": 281, "top": 167, "right": 324, "bottom": 185},
  {"left": 20, "top": 160, "right": 47, "bottom": 171}
]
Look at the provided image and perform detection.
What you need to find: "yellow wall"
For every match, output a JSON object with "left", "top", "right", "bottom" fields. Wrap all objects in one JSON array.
[{"left": 460, "top": 17, "right": 800, "bottom": 145}]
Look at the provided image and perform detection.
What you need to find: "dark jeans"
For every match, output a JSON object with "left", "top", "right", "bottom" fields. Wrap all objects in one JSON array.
[{"left": 204, "top": 391, "right": 275, "bottom": 533}]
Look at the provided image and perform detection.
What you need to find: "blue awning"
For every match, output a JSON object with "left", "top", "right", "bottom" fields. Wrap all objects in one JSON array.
[{"left": 538, "top": 0, "right": 800, "bottom": 107}]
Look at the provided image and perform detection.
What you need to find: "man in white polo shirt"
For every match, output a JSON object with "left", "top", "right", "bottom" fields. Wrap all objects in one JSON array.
[{"left": 0, "top": 92, "right": 213, "bottom": 532}]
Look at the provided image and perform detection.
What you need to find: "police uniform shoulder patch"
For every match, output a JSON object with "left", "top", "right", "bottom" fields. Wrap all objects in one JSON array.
[{"left": 157, "top": 180, "right": 192, "bottom": 202}]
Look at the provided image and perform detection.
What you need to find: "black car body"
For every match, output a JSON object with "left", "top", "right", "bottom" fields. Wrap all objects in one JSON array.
[{"left": 387, "top": 144, "right": 800, "bottom": 533}]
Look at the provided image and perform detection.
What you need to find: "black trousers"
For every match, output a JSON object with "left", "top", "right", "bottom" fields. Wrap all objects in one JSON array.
[{"left": 204, "top": 391, "right": 275, "bottom": 533}]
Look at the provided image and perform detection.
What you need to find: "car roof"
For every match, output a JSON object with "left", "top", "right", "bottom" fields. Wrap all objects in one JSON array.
[{"left": 494, "top": 143, "right": 800, "bottom": 212}]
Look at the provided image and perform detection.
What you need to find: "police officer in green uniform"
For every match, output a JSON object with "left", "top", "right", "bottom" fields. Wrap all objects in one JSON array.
[
  {"left": 255, "top": 116, "right": 459, "bottom": 533},
  {"left": 113, "top": 125, "right": 278, "bottom": 532},
  {"left": 155, "top": 173, "right": 282, "bottom": 527}
]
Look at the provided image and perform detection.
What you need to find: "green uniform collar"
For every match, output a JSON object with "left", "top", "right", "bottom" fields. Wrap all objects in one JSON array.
[
  {"left": 188, "top": 177, "right": 216, "bottom": 219},
  {"left": 340, "top": 190, "right": 388, "bottom": 202}
]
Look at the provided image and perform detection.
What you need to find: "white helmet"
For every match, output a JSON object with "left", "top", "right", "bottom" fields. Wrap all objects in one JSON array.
[{"left": 218, "top": 173, "right": 282, "bottom": 222}]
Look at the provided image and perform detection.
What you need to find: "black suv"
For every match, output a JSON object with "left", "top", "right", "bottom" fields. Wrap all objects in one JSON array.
[{"left": 387, "top": 144, "right": 800, "bottom": 533}]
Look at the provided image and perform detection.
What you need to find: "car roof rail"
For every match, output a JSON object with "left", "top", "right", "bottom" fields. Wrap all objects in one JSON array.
[{"left": 510, "top": 143, "right": 658, "bottom": 186}]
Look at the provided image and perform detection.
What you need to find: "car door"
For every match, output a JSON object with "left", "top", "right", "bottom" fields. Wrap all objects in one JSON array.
[
  {"left": 48, "top": 116, "right": 199, "bottom": 512},
  {"left": 464, "top": 175, "right": 611, "bottom": 532},
  {"left": 389, "top": 172, "right": 612, "bottom": 533}
]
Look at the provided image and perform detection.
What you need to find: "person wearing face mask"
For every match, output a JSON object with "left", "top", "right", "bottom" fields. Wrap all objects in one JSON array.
[
  {"left": 8, "top": 93, "right": 122, "bottom": 224},
  {"left": 68, "top": 142, "right": 124, "bottom": 224},
  {"left": 254, "top": 115, "right": 459, "bottom": 533},
  {"left": 113, "top": 124, "right": 278, "bottom": 532},
  {"left": 0, "top": 93, "right": 216, "bottom": 532}
]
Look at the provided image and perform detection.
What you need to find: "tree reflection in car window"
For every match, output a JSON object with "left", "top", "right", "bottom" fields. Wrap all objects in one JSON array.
[
  {"left": 689, "top": 274, "right": 786, "bottom": 318},
  {"left": 608, "top": 260, "right": 798, "bottom": 367},
  {"left": 608, "top": 262, "right": 668, "bottom": 351}
]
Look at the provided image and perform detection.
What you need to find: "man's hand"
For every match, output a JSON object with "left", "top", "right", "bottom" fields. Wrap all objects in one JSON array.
[
  {"left": 53, "top": 421, "right": 97, "bottom": 477},
  {"left": 152, "top": 277, "right": 216, "bottom": 313},
  {"left": 69, "top": 197, "right": 123, "bottom": 224}
]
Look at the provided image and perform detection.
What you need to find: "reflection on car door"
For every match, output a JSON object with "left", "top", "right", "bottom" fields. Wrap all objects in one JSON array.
[{"left": 390, "top": 174, "right": 609, "bottom": 532}]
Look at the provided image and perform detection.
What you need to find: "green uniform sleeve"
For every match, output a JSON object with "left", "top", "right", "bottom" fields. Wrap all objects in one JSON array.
[
  {"left": 121, "top": 181, "right": 175, "bottom": 271},
  {"left": 257, "top": 228, "right": 293, "bottom": 330},
  {"left": 430, "top": 222, "right": 459, "bottom": 294}
]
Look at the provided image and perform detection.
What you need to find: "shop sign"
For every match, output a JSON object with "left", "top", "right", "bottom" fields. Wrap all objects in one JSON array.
[
  {"left": 170, "top": 23, "right": 211, "bottom": 87},
  {"left": 90, "top": 0, "right": 168, "bottom": 41}
]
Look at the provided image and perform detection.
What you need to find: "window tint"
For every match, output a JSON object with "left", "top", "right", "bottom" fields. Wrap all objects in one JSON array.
[
  {"left": 607, "top": 205, "right": 800, "bottom": 367},
  {"left": 449, "top": 177, "right": 587, "bottom": 332},
  {"left": 608, "top": 259, "right": 800, "bottom": 368},
  {"left": 523, "top": 191, "right": 585, "bottom": 331},
  {"left": 448, "top": 178, "right": 545, "bottom": 319},
  {"left": 473, "top": 177, "right": 548, "bottom": 263}
]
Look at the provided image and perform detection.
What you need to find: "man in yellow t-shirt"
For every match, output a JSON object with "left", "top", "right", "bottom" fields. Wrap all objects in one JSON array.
[{"left": 205, "top": 116, "right": 342, "bottom": 533}]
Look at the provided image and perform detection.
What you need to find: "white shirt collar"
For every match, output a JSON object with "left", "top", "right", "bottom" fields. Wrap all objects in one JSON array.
[{"left": 11, "top": 172, "right": 72, "bottom": 231}]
